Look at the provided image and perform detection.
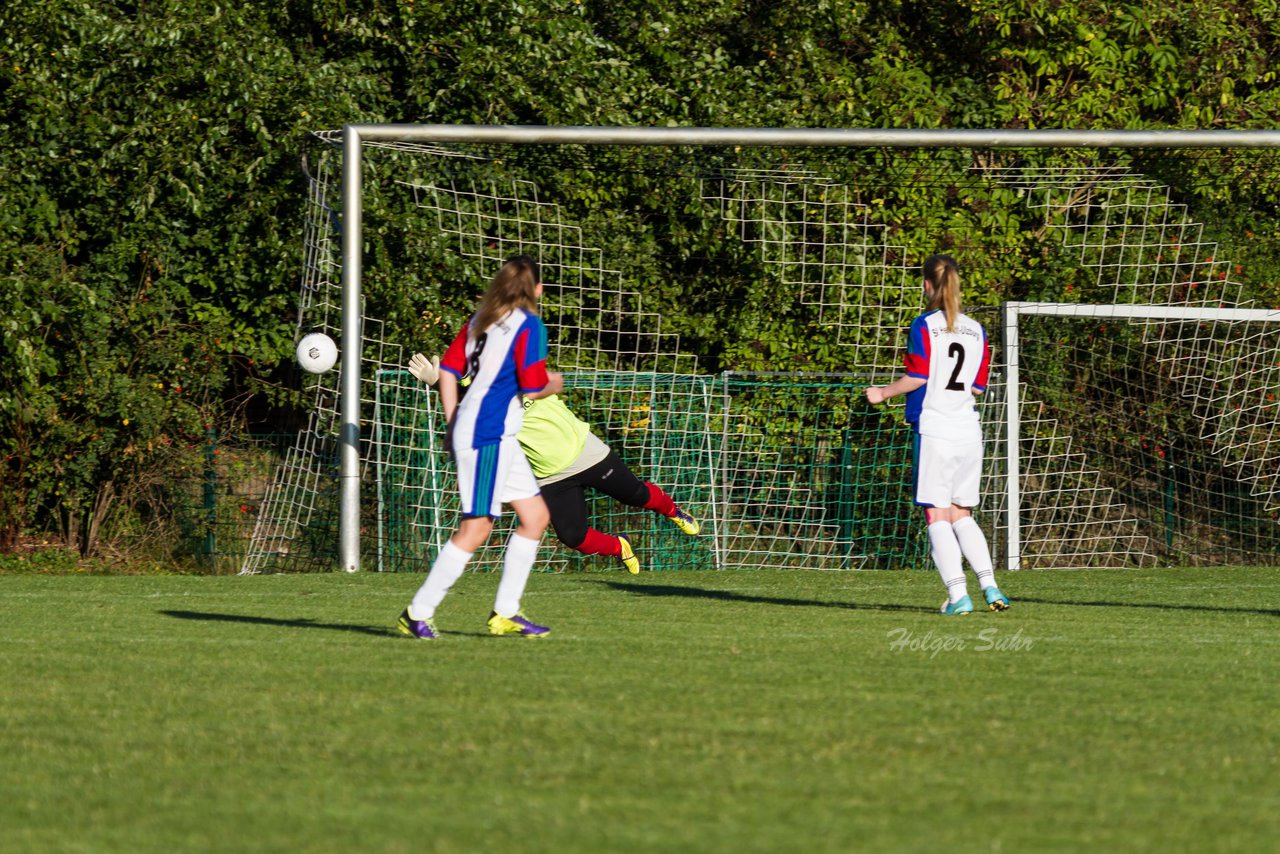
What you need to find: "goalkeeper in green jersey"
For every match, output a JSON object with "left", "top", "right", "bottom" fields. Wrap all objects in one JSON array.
[{"left": 409, "top": 353, "right": 700, "bottom": 573}]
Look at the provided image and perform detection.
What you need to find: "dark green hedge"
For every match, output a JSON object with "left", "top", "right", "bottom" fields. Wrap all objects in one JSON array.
[{"left": 3, "top": 0, "right": 1280, "bottom": 558}]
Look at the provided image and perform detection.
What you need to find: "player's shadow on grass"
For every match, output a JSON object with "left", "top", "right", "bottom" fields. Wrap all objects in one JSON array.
[
  {"left": 160, "top": 609, "right": 397, "bottom": 637},
  {"left": 1015, "top": 596, "right": 1280, "bottom": 618},
  {"left": 592, "top": 580, "right": 933, "bottom": 614}
]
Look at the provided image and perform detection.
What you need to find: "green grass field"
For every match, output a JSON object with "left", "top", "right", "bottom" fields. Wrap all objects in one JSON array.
[{"left": 3, "top": 567, "right": 1278, "bottom": 853}]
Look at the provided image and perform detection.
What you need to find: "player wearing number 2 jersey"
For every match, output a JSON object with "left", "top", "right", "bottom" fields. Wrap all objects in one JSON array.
[
  {"left": 398, "top": 255, "right": 564, "bottom": 640},
  {"left": 865, "top": 254, "right": 1009, "bottom": 615},
  {"left": 903, "top": 310, "right": 990, "bottom": 444}
]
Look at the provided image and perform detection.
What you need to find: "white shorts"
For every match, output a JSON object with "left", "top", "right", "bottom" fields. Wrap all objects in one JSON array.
[
  {"left": 454, "top": 438, "right": 540, "bottom": 518},
  {"left": 913, "top": 432, "right": 983, "bottom": 509}
]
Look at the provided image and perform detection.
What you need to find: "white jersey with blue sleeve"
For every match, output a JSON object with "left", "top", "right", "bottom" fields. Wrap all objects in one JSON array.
[
  {"left": 439, "top": 308, "right": 550, "bottom": 449},
  {"left": 902, "top": 310, "right": 991, "bottom": 442}
]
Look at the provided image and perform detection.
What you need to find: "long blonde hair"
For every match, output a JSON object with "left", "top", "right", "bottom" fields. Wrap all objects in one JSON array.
[
  {"left": 471, "top": 255, "right": 542, "bottom": 339},
  {"left": 922, "top": 253, "right": 961, "bottom": 331}
]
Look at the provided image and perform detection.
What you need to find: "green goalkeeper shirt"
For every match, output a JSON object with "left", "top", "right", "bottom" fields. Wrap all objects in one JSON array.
[{"left": 518, "top": 395, "right": 591, "bottom": 479}]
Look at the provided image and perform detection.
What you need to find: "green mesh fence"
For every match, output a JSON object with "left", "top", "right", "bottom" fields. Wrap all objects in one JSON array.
[
  {"left": 170, "top": 433, "right": 301, "bottom": 574},
  {"left": 368, "top": 370, "right": 930, "bottom": 573}
]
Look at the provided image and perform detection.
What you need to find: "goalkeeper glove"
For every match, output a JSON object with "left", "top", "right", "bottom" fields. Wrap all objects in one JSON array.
[{"left": 408, "top": 353, "right": 441, "bottom": 386}]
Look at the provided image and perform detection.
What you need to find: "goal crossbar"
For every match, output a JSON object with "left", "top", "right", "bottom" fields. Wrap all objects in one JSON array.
[{"left": 346, "top": 125, "right": 1280, "bottom": 149}]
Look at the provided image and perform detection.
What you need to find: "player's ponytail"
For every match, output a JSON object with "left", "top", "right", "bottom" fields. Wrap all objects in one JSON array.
[
  {"left": 472, "top": 254, "right": 542, "bottom": 338},
  {"left": 922, "top": 253, "right": 961, "bottom": 332}
]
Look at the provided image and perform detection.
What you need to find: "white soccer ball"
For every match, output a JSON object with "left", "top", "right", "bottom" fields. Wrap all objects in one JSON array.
[{"left": 296, "top": 332, "right": 338, "bottom": 374}]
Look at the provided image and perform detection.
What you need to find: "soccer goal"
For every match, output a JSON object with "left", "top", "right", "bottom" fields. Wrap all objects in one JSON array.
[
  {"left": 1002, "top": 301, "right": 1280, "bottom": 569},
  {"left": 240, "top": 127, "right": 1280, "bottom": 574}
]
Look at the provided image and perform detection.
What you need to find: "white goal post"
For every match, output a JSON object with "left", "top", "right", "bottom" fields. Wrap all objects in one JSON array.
[{"left": 330, "top": 126, "right": 1280, "bottom": 573}]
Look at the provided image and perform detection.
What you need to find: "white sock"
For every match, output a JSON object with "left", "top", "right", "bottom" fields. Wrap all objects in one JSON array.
[
  {"left": 953, "top": 516, "right": 996, "bottom": 591},
  {"left": 493, "top": 532, "right": 541, "bottom": 618},
  {"left": 408, "top": 540, "right": 473, "bottom": 620},
  {"left": 928, "top": 521, "right": 969, "bottom": 604}
]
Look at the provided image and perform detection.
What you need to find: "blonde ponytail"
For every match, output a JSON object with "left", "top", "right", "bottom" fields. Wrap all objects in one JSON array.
[{"left": 922, "top": 254, "right": 961, "bottom": 331}]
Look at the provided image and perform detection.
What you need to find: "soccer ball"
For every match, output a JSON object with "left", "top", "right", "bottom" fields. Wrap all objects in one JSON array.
[{"left": 296, "top": 332, "right": 338, "bottom": 374}]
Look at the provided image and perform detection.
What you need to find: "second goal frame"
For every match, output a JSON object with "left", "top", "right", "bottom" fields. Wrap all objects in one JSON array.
[{"left": 1002, "top": 301, "right": 1280, "bottom": 570}]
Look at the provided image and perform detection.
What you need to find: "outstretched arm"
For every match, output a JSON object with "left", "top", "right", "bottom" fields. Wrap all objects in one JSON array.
[{"left": 865, "top": 374, "right": 925, "bottom": 405}]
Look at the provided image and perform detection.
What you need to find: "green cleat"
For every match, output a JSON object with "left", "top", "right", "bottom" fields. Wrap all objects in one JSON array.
[
  {"left": 486, "top": 611, "right": 550, "bottom": 637},
  {"left": 397, "top": 608, "right": 440, "bottom": 639}
]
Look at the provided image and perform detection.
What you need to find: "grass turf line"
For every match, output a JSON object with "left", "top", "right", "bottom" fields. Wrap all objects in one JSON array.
[{"left": 1, "top": 568, "right": 1277, "bottom": 852}]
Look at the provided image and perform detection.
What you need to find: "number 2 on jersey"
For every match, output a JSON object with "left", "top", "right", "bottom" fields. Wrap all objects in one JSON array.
[{"left": 945, "top": 342, "right": 967, "bottom": 391}]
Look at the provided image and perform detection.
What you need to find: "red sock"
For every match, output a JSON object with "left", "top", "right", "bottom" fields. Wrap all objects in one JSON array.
[
  {"left": 643, "top": 483, "right": 677, "bottom": 517},
  {"left": 577, "top": 528, "right": 621, "bottom": 557}
]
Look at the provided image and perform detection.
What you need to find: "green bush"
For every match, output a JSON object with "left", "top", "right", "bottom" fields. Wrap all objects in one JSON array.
[{"left": 3, "top": 0, "right": 1279, "bottom": 566}]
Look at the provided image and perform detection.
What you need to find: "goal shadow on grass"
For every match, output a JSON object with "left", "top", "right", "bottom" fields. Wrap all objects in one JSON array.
[
  {"left": 594, "top": 583, "right": 1280, "bottom": 618},
  {"left": 1013, "top": 596, "right": 1280, "bottom": 618},
  {"left": 160, "top": 609, "right": 398, "bottom": 637},
  {"left": 590, "top": 580, "right": 934, "bottom": 614}
]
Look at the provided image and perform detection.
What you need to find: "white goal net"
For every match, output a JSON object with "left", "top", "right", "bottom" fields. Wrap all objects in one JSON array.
[{"left": 240, "top": 132, "right": 1280, "bottom": 573}]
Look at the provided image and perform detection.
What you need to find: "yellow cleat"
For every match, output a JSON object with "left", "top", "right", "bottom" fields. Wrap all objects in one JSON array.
[
  {"left": 486, "top": 611, "right": 550, "bottom": 637},
  {"left": 618, "top": 534, "right": 641, "bottom": 574},
  {"left": 670, "top": 509, "right": 701, "bottom": 536}
]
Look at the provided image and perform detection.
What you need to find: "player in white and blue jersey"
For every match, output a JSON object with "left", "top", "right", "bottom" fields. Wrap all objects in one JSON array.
[
  {"left": 398, "top": 255, "right": 563, "bottom": 640},
  {"left": 865, "top": 254, "right": 1009, "bottom": 615}
]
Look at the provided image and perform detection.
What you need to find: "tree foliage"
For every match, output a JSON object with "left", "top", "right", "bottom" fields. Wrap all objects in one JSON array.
[{"left": 3, "top": 0, "right": 1280, "bottom": 558}]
